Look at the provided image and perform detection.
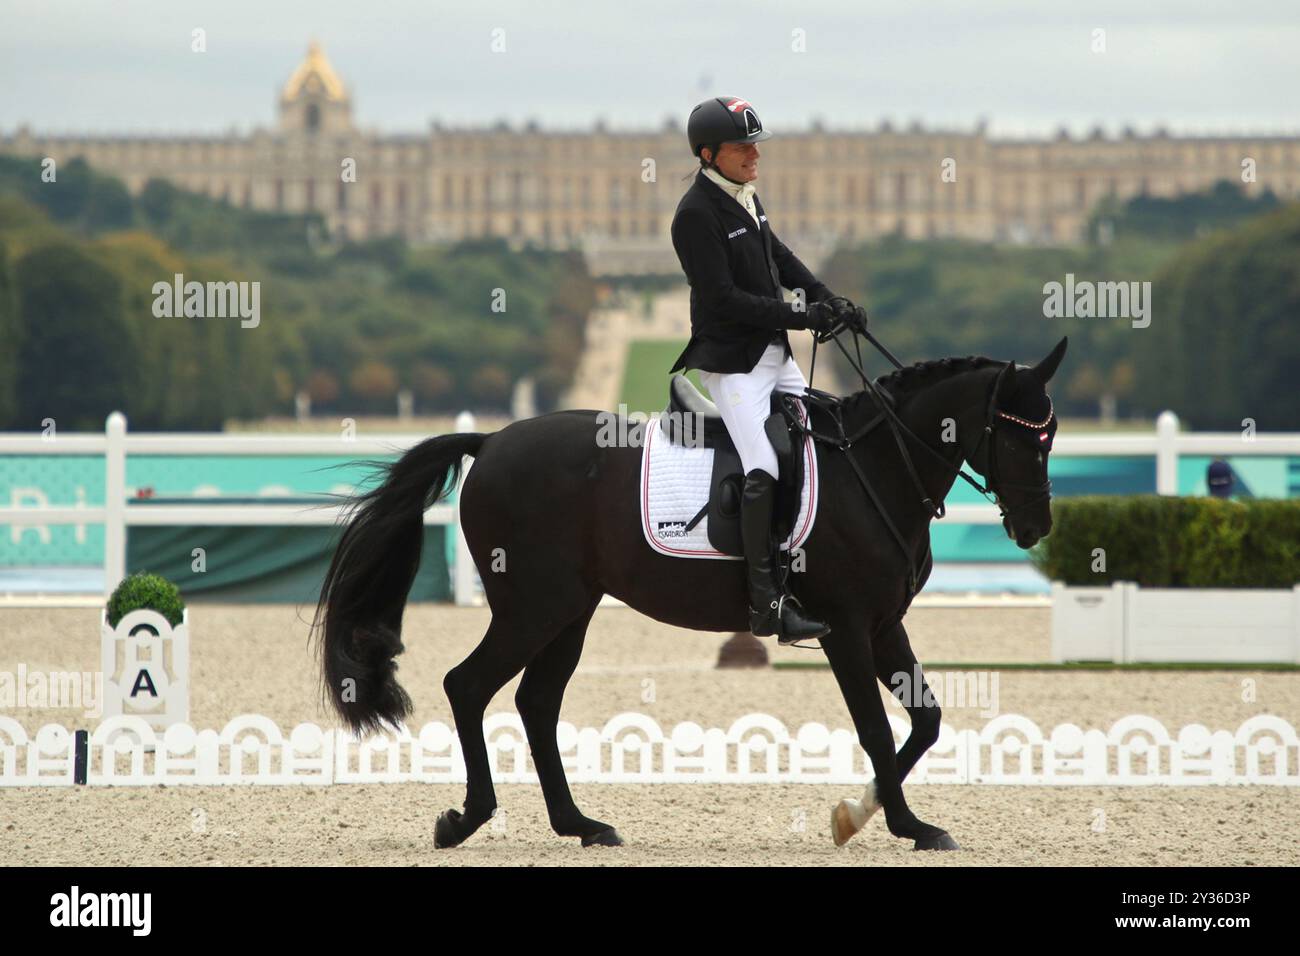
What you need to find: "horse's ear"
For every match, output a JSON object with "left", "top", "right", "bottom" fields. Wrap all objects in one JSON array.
[
  {"left": 1030, "top": 336, "right": 1068, "bottom": 385},
  {"left": 997, "top": 361, "right": 1018, "bottom": 402}
]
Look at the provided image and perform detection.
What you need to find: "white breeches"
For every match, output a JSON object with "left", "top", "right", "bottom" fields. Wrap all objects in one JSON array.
[{"left": 698, "top": 342, "right": 809, "bottom": 480}]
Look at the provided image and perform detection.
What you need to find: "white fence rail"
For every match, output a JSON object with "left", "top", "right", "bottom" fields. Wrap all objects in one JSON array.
[
  {"left": 2, "top": 409, "right": 1298, "bottom": 606},
  {"left": 0, "top": 411, "right": 477, "bottom": 603},
  {"left": 1, "top": 711, "right": 1295, "bottom": 787}
]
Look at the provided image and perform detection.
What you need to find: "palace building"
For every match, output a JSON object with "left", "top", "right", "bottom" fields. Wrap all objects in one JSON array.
[{"left": 5, "top": 43, "right": 1299, "bottom": 273}]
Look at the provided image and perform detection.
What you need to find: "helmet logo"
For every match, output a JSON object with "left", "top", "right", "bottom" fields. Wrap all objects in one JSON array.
[{"left": 722, "top": 98, "right": 763, "bottom": 136}]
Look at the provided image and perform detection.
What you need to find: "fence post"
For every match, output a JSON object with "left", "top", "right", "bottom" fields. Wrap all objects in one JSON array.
[
  {"left": 453, "top": 410, "right": 478, "bottom": 606},
  {"left": 1155, "top": 410, "right": 1179, "bottom": 495},
  {"left": 103, "top": 411, "right": 127, "bottom": 598}
]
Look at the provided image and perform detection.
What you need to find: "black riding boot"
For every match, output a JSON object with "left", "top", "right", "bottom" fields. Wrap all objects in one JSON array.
[{"left": 741, "top": 469, "right": 830, "bottom": 644}]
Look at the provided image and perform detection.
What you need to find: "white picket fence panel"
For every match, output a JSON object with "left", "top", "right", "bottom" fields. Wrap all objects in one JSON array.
[{"left": 0, "top": 711, "right": 1295, "bottom": 787}]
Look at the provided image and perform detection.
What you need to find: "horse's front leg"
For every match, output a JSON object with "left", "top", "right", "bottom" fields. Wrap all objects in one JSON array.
[
  {"left": 821, "top": 617, "right": 958, "bottom": 852},
  {"left": 830, "top": 619, "right": 953, "bottom": 848}
]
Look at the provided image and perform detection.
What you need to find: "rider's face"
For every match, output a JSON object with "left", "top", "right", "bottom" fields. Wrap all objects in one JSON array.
[{"left": 708, "top": 141, "right": 759, "bottom": 183}]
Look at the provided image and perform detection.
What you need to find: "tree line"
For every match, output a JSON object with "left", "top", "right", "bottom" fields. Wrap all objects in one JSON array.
[
  {"left": 0, "top": 156, "right": 594, "bottom": 431},
  {"left": 819, "top": 182, "right": 1298, "bottom": 429}
]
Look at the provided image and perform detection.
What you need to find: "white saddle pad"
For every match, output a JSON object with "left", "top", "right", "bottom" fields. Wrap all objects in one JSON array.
[{"left": 639, "top": 400, "right": 819, "bottom": 560}]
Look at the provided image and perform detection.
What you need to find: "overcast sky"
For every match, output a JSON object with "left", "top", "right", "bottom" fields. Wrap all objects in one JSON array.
[{"left": 2, "top": 0, "right": 1297, "bottom": 139}]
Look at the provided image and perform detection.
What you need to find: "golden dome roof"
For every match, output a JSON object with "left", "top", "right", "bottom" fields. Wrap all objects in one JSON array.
[{"left": 281, "top": 41, "right": 347, "bottom": 102}]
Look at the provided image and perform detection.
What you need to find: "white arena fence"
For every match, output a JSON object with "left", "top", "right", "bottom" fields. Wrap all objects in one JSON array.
[
  {"left": 2, "top": 409, "right": 1299, "bottom": 606},
  {"left": 0, "top": 410, "right": 473, "bottom": 603},
  {"left": 1, "top": 712, "right": 1295, "bottom": 787}
]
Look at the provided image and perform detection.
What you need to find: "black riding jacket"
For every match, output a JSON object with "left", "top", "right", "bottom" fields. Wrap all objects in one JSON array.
[{"left": 669, "top": 169, "right": 833, "bottom": 375}]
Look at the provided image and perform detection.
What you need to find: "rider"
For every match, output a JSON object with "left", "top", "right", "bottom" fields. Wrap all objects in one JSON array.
[{"left": 668, "top": 95, "right": 863, "bottom": 645}]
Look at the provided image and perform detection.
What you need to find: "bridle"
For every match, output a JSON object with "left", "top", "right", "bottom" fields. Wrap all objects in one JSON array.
[
  {"left": 969, "top": 360, "right": 1055, "bottom": 522},
  {"left": 790, "top": 323, "right": 1055, "bottom": 597}
]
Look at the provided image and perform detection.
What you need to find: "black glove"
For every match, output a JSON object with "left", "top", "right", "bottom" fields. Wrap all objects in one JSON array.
[
  {"left": 827, "top": 296, "right": 869, "bottom": 329},
  {"left": 831, "top": 300, "right": 871, "bottom": 337},
  {"left": 824, "top": 295, "right": 857, "bottom": 322},
  {"left": 802, "top": 300, "right": 837, "bottom": 334}
]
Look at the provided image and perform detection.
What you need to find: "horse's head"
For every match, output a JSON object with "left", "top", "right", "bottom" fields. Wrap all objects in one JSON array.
[{"left": 966, "top": 337, "right": 1067, "bottom": 549}]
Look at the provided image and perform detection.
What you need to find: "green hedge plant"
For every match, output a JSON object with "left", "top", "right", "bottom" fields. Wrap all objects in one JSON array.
[
  {"left": 106, "top": 571, "right": 186, "bottom": 628},
  {"left": 1030, "top": 495, "right": 1300, "bottom": 588}
]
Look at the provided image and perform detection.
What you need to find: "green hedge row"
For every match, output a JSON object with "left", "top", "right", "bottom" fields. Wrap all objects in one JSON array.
[{"left": 1029, "top": 495, "right": 1300, "bottom": 588}]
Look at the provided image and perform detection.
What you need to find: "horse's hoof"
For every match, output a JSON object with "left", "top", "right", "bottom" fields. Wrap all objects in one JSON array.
[
  {"left": 831, "top": 799, "right": 865, "bottom": 847},
  {"left": 582, "top": 827, "right": 624, "bottom": 848},
  {"left": 913, "top": 831, "right": 961, "bottom": 852},
  {"left": 434, "top": 809, "right": 465, "bottom": 849}
]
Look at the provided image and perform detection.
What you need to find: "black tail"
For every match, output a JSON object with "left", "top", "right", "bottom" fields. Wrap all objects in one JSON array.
[{"left": 312, "top": 431, "right": 487, "bottom": 736}]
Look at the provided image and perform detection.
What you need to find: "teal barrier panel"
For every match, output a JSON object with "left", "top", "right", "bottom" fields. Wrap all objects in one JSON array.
[{"left": 2, "top": 451, "right": 1295, "bottom": 570}]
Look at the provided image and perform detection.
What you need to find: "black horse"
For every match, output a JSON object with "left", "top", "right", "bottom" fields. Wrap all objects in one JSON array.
[{"left": 313, "top": 336, "right": 1067, "bottom": 852}]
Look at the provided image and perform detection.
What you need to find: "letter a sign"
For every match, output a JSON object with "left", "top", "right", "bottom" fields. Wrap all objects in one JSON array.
[{"left": 101, "top": 608, "right": 190, "bottom": 730}]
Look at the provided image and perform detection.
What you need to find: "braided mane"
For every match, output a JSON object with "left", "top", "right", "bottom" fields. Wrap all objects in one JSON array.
[
  {"left": 842, "top": 355, "right": 1004, "bottom": 414},
  {"left": 873, "top": 355, "right": 1004, "bottom": 395},
  {"left": 842, "top": 353, "right": 1056, "bottom": 433}
]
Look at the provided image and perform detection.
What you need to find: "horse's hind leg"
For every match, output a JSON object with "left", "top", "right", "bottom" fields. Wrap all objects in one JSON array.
[
  {"left": 435, "top": 615, "right": 555, "bottom": 849},
  {"left": 515, "top": 595, "right": 622, "bottom": 847}
]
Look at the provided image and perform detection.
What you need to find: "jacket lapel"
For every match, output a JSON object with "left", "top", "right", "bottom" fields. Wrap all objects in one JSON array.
[
  {"left": 696, "top": 171, "right": 757, "bottom": 233},
  {"left": 696, "top": 172, "right": 780, "bottom": 295},
  {"left": 754, "top": 194, "right": 781, "bottom": 295}
]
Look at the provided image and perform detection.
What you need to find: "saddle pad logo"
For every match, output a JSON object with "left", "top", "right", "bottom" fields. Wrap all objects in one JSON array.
[
  {"left": 656, "top": 521, "right": 689, "bottom": 538},
  {"left": 728, "top": 227, "right": 748, "bottom": 239}
]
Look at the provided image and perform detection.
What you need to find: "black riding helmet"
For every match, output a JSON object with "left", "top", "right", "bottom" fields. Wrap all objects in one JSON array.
[{"left": 688, "top": 96, "right": 773, "bottom": 172}]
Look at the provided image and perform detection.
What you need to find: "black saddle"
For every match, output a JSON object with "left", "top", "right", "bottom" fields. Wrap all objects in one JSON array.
[{"left": 658, "top": 375, "right": 808, "bottom": 556}]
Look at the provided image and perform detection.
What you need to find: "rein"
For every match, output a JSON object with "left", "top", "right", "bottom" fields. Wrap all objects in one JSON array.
[{"left": 797, "top": 325, "right": 1054, "bottom": 598}]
